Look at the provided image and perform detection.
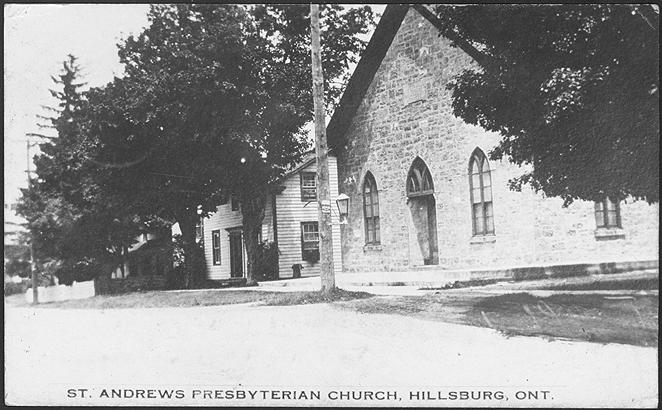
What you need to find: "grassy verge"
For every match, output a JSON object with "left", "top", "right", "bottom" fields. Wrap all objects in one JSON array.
[
  {"left": 467, "top": 293, "right": 658, "bottom": 346},
  {"left": 4, "top": 288, "right": 372, "bottom": 309},
  {"left": 262, "top": 288, "right": 373, "bottom": 306},
  {"left": 419, "top": 278, "right": 503, "bottom": 290},
  {"left": 535, "top": 277, "right": 659, "bottom": 291},
  {"left": 345, "top": 292, "right": 658, "bottom": 347},
  {"left": 420, "top": 276, "right": 659, "bottom": 291}
]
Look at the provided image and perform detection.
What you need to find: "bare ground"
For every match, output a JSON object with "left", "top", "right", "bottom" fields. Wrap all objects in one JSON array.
[{"left": 5, "top": 300, "right": 657, "bottom": 407}]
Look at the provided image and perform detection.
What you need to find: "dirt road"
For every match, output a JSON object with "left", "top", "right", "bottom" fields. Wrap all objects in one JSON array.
[{"left": 5, "top": 302, "right": 657, "bottom": 407}]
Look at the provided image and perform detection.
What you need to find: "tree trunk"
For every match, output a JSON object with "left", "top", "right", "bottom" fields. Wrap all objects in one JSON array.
[
  {"left": 29, "top": 239, "right": 38, "bottom": 304},
  {"left": 122, "top": 245, "right": 129, "bottom": 278},
  {"left": 112, "top": 245, "right": 127, "bottom": 278},
  {"left": 177, "top": 210, "right": 203, "bottom": 289},
  {"left": 102, "top": 247, "right": 123, "bottom": 280},
  {"left": 241, "top": 192, "right": 267, "bottom": 286},
  {"left": 310, "top": 4, "right": 336, "bottom": 294},
  {"left": 119, "top": 256, "right": 125, "bottom": 278}
]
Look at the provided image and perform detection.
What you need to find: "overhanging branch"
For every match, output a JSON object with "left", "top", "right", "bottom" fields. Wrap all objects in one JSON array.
[
  {"left": 412, "top": 4, "right": 495, "bottom": 70},
  {"left": 88, "top": 148, "right": 153, "bottom": 169}
]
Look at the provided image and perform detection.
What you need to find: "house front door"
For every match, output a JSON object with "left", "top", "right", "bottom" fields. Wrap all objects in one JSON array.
[{"left": 228, "top": 230, "right": 244, "bottom": 278}]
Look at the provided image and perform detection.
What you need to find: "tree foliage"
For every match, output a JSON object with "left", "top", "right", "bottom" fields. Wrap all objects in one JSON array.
[
  {"left": 90, "top": 4, "right": 374, "bottom": 286},
  {"left": 17, "top": 55, "right": 146, "bottom": 284},
  {"left": 427, "top": 4, "right": 659, "bottom": 205}
]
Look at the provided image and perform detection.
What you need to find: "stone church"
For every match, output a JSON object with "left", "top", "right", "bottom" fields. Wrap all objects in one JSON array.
[{"left": 326, "top": 5, "right": 658, "bottom": 273}]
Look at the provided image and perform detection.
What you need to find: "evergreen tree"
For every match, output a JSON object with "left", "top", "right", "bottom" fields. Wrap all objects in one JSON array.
[{"left": 17, "top": 55, "right": 144, "bottom": 284}]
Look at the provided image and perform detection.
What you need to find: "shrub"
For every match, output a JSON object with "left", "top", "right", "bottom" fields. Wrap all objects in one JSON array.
[
  {"left": 56, "top": 259, "right": 100, "bottom": 286},
  {"left": 166, "top": 265, "right": 186, "bottom": 290},
  {"left": 169, "top": 235, "right": 205, "bottom": 288},
  {"left": 4, "top": 259, "right": 30, "bottom": 278},
  {"left": 4, "top": 273, "right": 52, "bottom": 296},
  {"left": 4, "top": 280, "right": 29, "bottom": 296},
  {"left": 254, "top": 241, "right": 279, "bottom": 281}
]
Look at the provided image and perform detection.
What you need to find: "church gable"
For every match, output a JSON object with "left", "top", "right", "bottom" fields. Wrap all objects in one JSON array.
[
  {"left": 335, "top": 7, "right": 512, "bottom": 272},
  {"left": 336, "top": 7, "right": 493, "bottom": 194},
  {"left": 333, "top": 7, "right": 658, "bottom": 274}
]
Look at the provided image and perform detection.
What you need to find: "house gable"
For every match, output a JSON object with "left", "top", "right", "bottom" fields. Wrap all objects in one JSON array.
[
  {"left": 274, "top": 156, "right": 342, "bottom": 278},
  {"left": 202, "top": 155, "right": 342, "bottom": 280}
]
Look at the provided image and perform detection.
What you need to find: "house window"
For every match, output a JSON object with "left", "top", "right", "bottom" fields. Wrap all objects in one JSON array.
[
  {"left": 595, "top": 198, "right": 621, "bottom": 228},
  {"left": 300, "top": 172, "right": 317, "bottom": 201},
  {"left": 301, "top": 221, "right": 319, "bottom": 262},
  {"left": 211, "top": 230, "right": 221, "bottom": 265},
  {"left": 231, "top": 195, "right": 240, "bottom": 211},
  {"left": 363, "top": 172, "right": 380, "bottom": 244},
  {"left": 469, "top": 148, "right": 495, "bottom": 236}
]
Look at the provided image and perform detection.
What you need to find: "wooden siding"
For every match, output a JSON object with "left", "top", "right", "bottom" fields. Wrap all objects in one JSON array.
[
  {"left": 203, "top": 201, "right": 246, "bottom": 280},
  {"left": 202, "top": 156, "right": 342, "bottom": 280},
  {"left": 275, "top": 156, "right": 342, "bottom": 278}
]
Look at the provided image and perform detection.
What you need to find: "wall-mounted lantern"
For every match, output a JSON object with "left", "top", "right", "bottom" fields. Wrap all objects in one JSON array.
[{"left": 336, "top": 193, "right": 350, "bottom": 224}]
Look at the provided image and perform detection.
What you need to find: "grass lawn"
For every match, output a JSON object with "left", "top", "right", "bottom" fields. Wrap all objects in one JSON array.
[
  {"left": 4, "top": 287, "right": 372, "bottom": 309},
  {"left": 344, "top": 292, "right": 658, "bottom": 347},
  {"left": 535, "top": 277, "right": 659, "bottom": 291}
]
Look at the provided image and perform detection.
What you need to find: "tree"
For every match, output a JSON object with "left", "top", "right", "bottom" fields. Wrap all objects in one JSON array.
[
  {"left": 94, "top": 4, "right": 374, "bottom": 286},
  {"left": 230, "top": 4, "right": 374, "bottom": 286},
  {"left": 17, "top": 55, "right": 144, "bottom": 284},
  {"left": 420, "top": 4, "right": 659, "bottom": 205},
  {"left": 3, "top": 231, "right": 31, "bottom": 278},
  {"left": 18, "top": 55, "right": 89, "bottom": 281},
  {"left": 26, "top": 54, "right": 86, "bottom": 141}
]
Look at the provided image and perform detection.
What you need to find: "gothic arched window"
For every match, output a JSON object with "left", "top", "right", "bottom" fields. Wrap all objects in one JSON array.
[
  {"left": 363, "top": 172, "right": 380, "bottom": 244},
  {"left": 469, "top": 148, "right": 494, "bottom": 235},
  {"left": 406, "top": 157, "right": 434, "bottom": 197}
]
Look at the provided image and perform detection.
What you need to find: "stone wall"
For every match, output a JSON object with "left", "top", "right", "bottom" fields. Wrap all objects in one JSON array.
[
  {"left": 532, "top": 195, "right": 658, "bottom": 265},
  {"left": 337, "top": 8, "right": 658, "bottom": 273}
]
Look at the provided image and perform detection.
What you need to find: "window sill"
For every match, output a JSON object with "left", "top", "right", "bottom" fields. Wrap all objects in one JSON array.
[
  {"left": 363, "top": 244, "right": 383, "bottom": 252},
  {"left": 470, "top": 235, "right": 496, "bottom": 244},
  {"left": 594, "top": 228, "right": 625, "bottom": 240}
]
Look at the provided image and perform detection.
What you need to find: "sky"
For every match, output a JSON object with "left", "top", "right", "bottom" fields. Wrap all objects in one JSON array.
[
  {"left": 3, "top": 4, "right": 384, "bottom": 205},
  {"left": 4, "top": 4, "right": 151, "bottom": 203}
]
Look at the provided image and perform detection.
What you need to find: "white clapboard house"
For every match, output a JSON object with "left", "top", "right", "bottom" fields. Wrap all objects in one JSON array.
[{"left": 202, "top": 152, "right": 342, "bottom": 280}]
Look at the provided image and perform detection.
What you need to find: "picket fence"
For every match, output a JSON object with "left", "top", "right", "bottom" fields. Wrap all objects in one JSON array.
[{"left": 24, "top": 280, "right": 95, "bottom": 303}]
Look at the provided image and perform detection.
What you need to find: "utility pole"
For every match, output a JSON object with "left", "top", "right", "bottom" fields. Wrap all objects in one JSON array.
[
  {"left": 310, "top": 4, "right": 335, "bottom": 293},
  {"left": 26, "top": 139, "right": 39, "bottom": 304}
]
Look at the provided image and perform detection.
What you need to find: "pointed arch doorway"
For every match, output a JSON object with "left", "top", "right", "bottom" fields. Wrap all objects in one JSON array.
[{"left": 406, "top": 157, "right": 439, "bottom": 265}]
